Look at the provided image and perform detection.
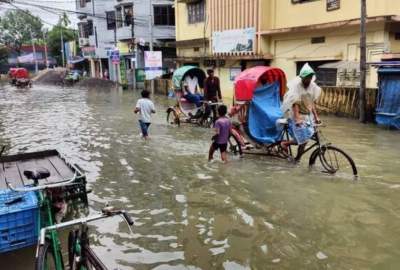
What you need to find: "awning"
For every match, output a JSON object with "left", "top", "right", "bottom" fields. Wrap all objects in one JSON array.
[
  {"left": 319, "top": 61, "right": 359, "bottom": 71},
  {"left": 378, "top": 67, "right": 400, "bottom": 74}
]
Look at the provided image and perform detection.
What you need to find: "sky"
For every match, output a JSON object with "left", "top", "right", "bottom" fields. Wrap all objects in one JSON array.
[{"left": 0, "top": 0, "right": 78, "bottom": 29}]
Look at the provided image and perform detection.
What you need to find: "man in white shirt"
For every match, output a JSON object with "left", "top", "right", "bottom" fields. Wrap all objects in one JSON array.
[
  {"left": 134, "top": 90, "right": 156, "bottom": 139},
  {"left": 184, "top": 75, "right": 199, "bottom": 94}
]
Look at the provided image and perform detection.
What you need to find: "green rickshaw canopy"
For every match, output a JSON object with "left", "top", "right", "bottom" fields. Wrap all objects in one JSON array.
[{"left": 172, "top": 65, "right": 206, "bottom": 89}]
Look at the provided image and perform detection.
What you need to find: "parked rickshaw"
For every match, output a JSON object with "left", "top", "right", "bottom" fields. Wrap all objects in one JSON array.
[
  {"left": 8, "top": 67, "right": 32, "bottom": 88},
  {"left": 166, "top": 65, "right": 220, "bottom": 128},
  {"left": 229, "top": 66, "right": 358, "bottom": 177},
  {"left": 0, "top": 149, "right": 133, "bottom": 269}
]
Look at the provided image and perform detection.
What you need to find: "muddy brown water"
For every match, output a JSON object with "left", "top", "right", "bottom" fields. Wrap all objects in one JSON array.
[{"left": 0, "top": 83, "right": 399, "bottom": 270}]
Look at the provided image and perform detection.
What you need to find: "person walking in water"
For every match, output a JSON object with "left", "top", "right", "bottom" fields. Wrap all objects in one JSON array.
[
  {"left": 134, "top": 90, "right": 156, "bottom": 140},
  {"left": 208, "top": 105, "right": 231, "bottom": 163},
  {"left": 204, "top": 69, "right": 222, "bottom": 121},
  {"left": 280, "top": 63, "right": 322, "bottom": 160}
]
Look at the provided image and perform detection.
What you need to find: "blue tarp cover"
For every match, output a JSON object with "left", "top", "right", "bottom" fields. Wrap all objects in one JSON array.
[
  {"left": 376, "top": 70, "right": 400, "bottom": 129},
  {"left": 248, "top": 82, "right": 283, "bottom": 144}
]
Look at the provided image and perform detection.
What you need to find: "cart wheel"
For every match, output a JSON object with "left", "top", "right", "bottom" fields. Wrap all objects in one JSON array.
[
  {"left": 309, "top": 145, "right": 358, "bottom": 177},
  {"left": 228, "top": 134, "right": 242, "bottom": 156},
  {"left": 35, "top": 240, "right": 63, "bottom": 270}
]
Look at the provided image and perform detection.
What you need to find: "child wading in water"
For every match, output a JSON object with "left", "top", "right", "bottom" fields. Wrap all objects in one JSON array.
[
  {"left": 208, "top": 105, "right": 232, "bottom": 162},
  {"left": 134, "top": 90, "right": 156, "bottom": 140}
]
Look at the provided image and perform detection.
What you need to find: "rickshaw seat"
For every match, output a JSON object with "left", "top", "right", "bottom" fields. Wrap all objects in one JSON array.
[{"left": 276, "top": 118, "right": 288, "bottom": 126}]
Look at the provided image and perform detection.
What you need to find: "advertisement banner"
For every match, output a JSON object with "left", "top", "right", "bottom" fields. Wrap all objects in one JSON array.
[
  {"left": 110, "top": 49, "right": 120, "bottom": 65},
  {"left": 144, "top": 51, "right": 163, "bottom": 80},
  {"left": 212, "top": 27, "right": 255, "bottom": 54}
]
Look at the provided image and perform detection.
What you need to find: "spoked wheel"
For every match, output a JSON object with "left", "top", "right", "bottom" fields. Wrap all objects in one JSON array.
[
  {"left": 309, "top": 145, "right": 358, "bottom": 177},
  {"left": 35, "top": 240, "right": 62, "bottom": 270},
  {"left": 203, "top": 116, "right": 213, "bottom": 128},
  {"left": 227, "top": 134, "right": 243, "bottom": 156},
  {"left": 166, "top": 109, "right": 180, "bottom": 126}
]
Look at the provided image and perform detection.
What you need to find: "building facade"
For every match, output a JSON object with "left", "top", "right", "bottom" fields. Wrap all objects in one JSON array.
[
  {"left": 175, "top": 0, "right": 400, "bottom": 101},
  {"left": 76, "top": 0, "right": 176, "bottom": 84}
]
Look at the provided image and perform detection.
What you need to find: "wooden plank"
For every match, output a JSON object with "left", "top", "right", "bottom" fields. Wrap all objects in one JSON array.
[
  {"left": 0, "top": 163, "right": 7, "bottom": 190},
  {"left": 34, "top": 158, "right": 64, "bottom": 184},
  {"left": 47, "top": 156, "right": 74, "bottom": 179},
  {"left": 3, "top": 162, "right": 24, "bottom": 188}
]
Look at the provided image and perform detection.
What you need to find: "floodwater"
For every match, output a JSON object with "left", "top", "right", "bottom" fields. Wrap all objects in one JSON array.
[{"left": 0, "top": 83, "right": 399, "bottom": 270}]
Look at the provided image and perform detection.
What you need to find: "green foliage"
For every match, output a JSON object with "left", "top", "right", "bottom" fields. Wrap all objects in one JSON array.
[
  {"left": 0, "top": 46, "right": 9, "bottom": 65},
  {"left": 47, "top": 25, "right": 76, "bottom": 65},
  {"left": 0, "top": 10, "right": 43, "bottom": 52}
]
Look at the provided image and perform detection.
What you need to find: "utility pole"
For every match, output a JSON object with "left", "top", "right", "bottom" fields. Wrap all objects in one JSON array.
[
  {"left": 359, "top": 0, "right": 367, "bottom": 123},
  {"left": 43, "top": 31, "right": 49, "bottom": 69},
  {"left": 149, "top": 0, "right": 154, "bottom": 94},
  {"left": 131, "top": 1, "right": 136, "bottom": 89},
  {"left": 60, "top": 26, "right": 65, "bottom": 67},
  {"left": 30, "top": 29, "right": 38, "bottom": 73}
]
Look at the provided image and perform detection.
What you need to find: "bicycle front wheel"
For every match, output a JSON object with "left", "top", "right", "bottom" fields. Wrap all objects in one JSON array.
[
  {"left": 35, "top": 240, "right": 62, "bottom": 270},
  {"left": 310, "top": 145, "right": 358, "bottom": 177},
  {"left": 166, "top": 109, "right": 180, "bottom": 126}
]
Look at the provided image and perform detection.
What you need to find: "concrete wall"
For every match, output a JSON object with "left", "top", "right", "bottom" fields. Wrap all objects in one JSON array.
[
  {"left": 175, "top": 0, "right": 210, "bottom": 42},
  {"left": 262, "top": 0, "right": 400, "bottom": 30},
  {"left": 267, "top": 22, "right": 386, "bottom": 88}
]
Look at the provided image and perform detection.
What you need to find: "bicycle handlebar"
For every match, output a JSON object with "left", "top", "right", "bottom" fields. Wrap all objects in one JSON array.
[
  {"left": 6, "top": 172, "right": 83, "bottom": 192},
  {"left": 38, "top": 206, "right": 134, "bottom": 246}
]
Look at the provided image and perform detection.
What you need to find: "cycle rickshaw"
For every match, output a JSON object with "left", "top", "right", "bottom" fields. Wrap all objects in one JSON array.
[
  {"left": 8, "top": 67, "right": 32, "bottom": 88},
  {"left": 166, "top": 65, "right": 219, "bottom": 128},
  {"left": 228, "top": 66, "right": 358, "bottom": 177}
]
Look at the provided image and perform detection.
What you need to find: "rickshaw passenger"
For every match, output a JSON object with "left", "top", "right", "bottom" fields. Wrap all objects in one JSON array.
[
  {"left": 184, "top": 74, "right": 200, "bottom": 95},
  {"left": 183, "top": 83, "right": 202, "bottom": 107},
  {"left": 280, "top": 63, "right": 322, "bottom": 160}
]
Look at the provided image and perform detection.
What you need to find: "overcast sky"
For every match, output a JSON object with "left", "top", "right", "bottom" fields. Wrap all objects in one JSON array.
[{"left": 0, "top": 1, "right": 78, "bottom": 29}]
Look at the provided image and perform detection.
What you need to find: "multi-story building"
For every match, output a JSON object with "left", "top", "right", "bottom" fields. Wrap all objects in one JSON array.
[
  {"left": 175, "top": 0, "right": 400, "bottom": 100},
  {"left": 76, "top": 0, "right": 176, "bottom": 84}
]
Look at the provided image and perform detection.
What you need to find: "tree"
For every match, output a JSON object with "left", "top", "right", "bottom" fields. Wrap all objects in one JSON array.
[
  {"left": 0, "top": 10, "right": 43, "bottom": 54},
  {"left": 0, "top": 46, "right": 9, "bottom": 65},
  {"left": 47, "top": 14, "right": 76, "bottom": 65}
]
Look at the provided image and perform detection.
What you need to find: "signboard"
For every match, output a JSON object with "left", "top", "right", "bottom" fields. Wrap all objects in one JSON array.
[
  {"left": 110, "top": 49, "right": 120, "bottom": 65},
  {"left": 212, "top": 28, "right": 255, "bottom": 54},
  {"left": 230, "top": 68, "right": 242, "bottom": 81},
  {"left": 327, "top": 0, "right": 340, "bottom": 11},
  {"left": 120, "top": 58, "right": 127, "bottom": 84},
  {"left": 117, "top": 42, "right": 130, "bottom": 55},
  {"left": 82, "top": 46, "right": 95, "bottom": 57},
  {"left": 144, "top": 51, "right": 163, "bottom": 80}
]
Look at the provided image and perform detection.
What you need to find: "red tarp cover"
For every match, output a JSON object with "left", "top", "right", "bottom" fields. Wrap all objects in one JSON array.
[
  {"left": 234, "top": 66, "right": 287, "bottom": 101},
  {"left": 14, "top": 68, "right": 29, "bottom": 79}
]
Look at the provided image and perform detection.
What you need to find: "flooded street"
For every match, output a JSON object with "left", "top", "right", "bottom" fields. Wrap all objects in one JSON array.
[{"left": 0, "top": 83, "right": 399, "bottom": 270}]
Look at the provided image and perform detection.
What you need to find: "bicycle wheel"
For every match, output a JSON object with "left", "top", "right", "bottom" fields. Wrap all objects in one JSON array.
[
  {"left": 35, "top": 240, "right": 62, "bottom": 270},
  {"left": 227, "top": 134, "right": 243, "bottom": 156},
  {"left": 310, "top": 145, "right": 358, "bottom": 177}
]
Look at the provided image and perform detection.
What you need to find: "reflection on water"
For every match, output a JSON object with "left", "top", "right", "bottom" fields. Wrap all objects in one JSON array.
[{"left": 0, "top": 84, "right": 399, "bottom": 270}]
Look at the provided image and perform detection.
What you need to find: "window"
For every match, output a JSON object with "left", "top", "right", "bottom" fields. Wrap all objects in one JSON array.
[
  {"left": 79, "top": 0, "right": 90, "bottom": 7},
  {"left": 154, "top": 5, "right": 175, "bottom": 26},
  {"left": 187, "top": 1, "right": 205, "bottom": 24},
  {"left": 395, "top": 33, "right": 400, "bottom": 40},
  {"left": 78, "top": 22, "right": 88, "bottom": 38},
  {"left": 116, "top": 7, "right": 122, "bottom": 28},
  {"left": 124, "top": 5, "right": 133, "bottom": 26},
  {"left": 106, "top": 11, "right": 116, "bottom": 30},
  {"left": 311, "top": 36, "right": 325, "bottom": 44},
  {"left": 327, "top": 0, "right": 340, "bottom": 11},
  {"left": 86, "top": 20, "right": 93, "bottom": 36}
]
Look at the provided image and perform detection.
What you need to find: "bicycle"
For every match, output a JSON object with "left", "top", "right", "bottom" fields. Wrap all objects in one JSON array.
[
  {"left": 36, "top": 206, "right": 134, "bottom": 270},
  {"left": 6, "top": 167, "right": 88, "bottom": 270},
  {"left": 229, "top": 119, "right": 358, "bottom": 177}
]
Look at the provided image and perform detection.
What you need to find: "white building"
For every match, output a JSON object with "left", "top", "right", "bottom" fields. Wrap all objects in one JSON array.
[{"left": 76, "top": 0, "right": 176, "bottom": 84}]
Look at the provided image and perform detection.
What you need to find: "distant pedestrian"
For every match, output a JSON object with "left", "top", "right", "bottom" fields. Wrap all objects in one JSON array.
[
  {"left": 204, "top": 69, "right": 222, "bottom": 121},
  {"left": 134, "top": 90, "right": 156, "bottom": 140},
  {"left": 208, "top": 105, "right": 231, "bottom": 163},
  {"left": 103, "top": 69, "right": 109, "bottom": 80}
]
